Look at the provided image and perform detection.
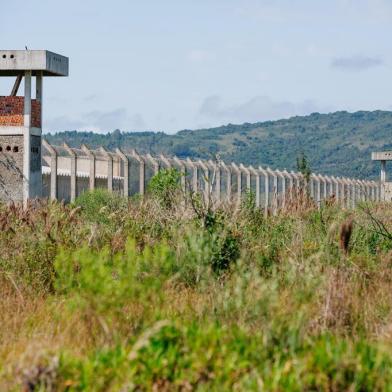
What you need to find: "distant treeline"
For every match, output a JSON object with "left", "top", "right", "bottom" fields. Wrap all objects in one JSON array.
[{"left": 45, "top": 110, "right": 392, "bottom": 179}]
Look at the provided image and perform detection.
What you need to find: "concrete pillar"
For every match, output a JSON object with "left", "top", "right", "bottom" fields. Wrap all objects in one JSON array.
[
  {"left": 186, "top": 158, "right": 198, "bottom": 193},
  {"left": 231, "top": 163, "right": 242, "bottom": 204},
  {"left": 260, "top": 167, "right": 269, "bottom": 216},
  {"left": 310, "top": 176, "right": 315, "bottom": 200},
  {"left": 100, "top": 147, "right": 113, "bottom": 192},
  {"left": 131, "top": 150, "right": 145, "bottom": 196},
  {"left": 147, "top": 153, "right": 159, "bottom": 175},
  {"left": 42, "top": 139, "right": 57, "bottom": 200},
  {"left": 82, "top": 145, "right": 95, "bottom": 191},
  {"left": 173, "top": 156, "right": 186, "bottom": 193},
  {"left": 267, "top": 168, "right": 278, "bottom": 214},
  {"left": 320, "top": 175, "right": 327, "bottom": 202},
  {"left": 36, "top": 72, "right": 43, "bottom": 125},
  {"left": 314, "top": 175, "right": 321, "bottom": 208},
  {"left": 240, "top": 164, "right": 251, "bottom": 192},
  {"left": 64, "top": 142, "right": 77, "bottom": 202},
  {"left": 250, "top": 166, "right": 260, "bottom": 208},
  {"left": 23, "top": 70, "right": 32, "bottom": 204},
  {"left": 116, "top": 148, "right": 129, "bottom": 197},
  {"left": 209, "top": 160, "right": 221, "bottom": 202},
  {"left": 333, "top": 177, "right": 339, "bottom": 202},
  {"left": 199, "top": 160, "right": 210, "bottom": 201},
  {"left": 160, "top": 154, "right": 172, "bottom": 169},
  {"left": 221, "top": 163, "right": 231, "bottom": 201},
  {"left": 276, "top": 170, "right": 285, "bottom": 208}
]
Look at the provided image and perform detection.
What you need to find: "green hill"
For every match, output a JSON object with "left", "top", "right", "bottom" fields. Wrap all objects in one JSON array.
[{"left": 45, "top": 110, "right": 392, "bottom": 179}]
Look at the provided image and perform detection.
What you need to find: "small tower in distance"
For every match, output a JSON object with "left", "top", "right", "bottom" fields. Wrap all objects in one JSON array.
[
  {"left": 372, "top": 151, "right": 392, "bottom": 201},
  {"left": 0, "top": 50, "right": 68, "bottom": 204}
]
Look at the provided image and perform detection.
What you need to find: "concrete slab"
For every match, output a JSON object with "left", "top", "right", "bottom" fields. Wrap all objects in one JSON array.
[
  {"left": 0, "top": 50, "right": 68, "bottom": 76},
  {"left": 372, "top": 152, "right": 392, "bottom": 161}
]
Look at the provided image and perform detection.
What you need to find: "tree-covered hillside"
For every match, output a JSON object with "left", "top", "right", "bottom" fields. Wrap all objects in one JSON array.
[{"left": 45, "top": 110, "right": 392, "bottom": 179}]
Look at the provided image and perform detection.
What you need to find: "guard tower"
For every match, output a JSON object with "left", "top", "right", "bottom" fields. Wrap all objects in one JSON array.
[
  {"left": 0, "top": 50, "right": 68, "bottom": 204},
  {"left": 372, "top": 151, "right": 392, "bottom": 201}
]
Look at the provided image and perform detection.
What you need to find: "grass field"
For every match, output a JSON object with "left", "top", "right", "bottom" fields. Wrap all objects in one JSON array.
[{"left": 2, "top": 175, "right": 392, "bottom": 391}]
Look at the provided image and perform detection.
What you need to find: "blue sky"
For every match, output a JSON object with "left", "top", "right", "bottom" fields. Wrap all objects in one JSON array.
[{"left": 1, "top": 0, "right": 392, "bottom": 133}]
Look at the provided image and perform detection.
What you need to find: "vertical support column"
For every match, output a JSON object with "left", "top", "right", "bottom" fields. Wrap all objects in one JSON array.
[
  {"left": 315, "top": 175, "right": 321, "bottom": 209},
  {"left": 231, "top": 163, "right": 242, "bottom": 205},
  {"left": 82, "top": 145, "right": 95, "bottom": 191},
  {"left": 147, "top": 153, "right": 159, "bottom": 175},
  {"left": 250, "top": 166, "right": 260, "bottom": 208},
  {"left": 64, "top": 143, "right": 77, "bottom": 202},
  {"left": 100, "top": 147, "right": 113, "bottom": 192},
  {"left": 211, "top": 161, "right": 221, "bottom": 202},
  {"left": 131, "top": 150, "right": 145, "bottom": 196},
  {"left": 221, "top": 163, "right": 231, "bottom": 202},
  {"left": 23, "top": 70, "right": 32, "bottom": 204},
  {"left": 260, "top": 167, "right": 269, "bottom": 216},
  {"left": 268, "top": 169, "right": 278, "bottom": 215},
  {"left": 42, "top": 139, "right": 57, "bottom": 200},
  {"left": 173, "top": 157, "right": 186, "bottom": 193},
  {"left": 333, "top": 177, "right": 339, "bottom": 203},
  {"left": 187, "top": 158, "right": 198, "bottom": 193},
  {"left": 310, "top": 176, "right": 315, "bottom": 200},
  {"left": 36, "top": 71, "right": 43, "bottom": 126},
  {"left": 277, "top": 170, "right": 286, "bottom": 208},
  {"left": 116, "top": 148, "right": 130, "bottom": 197},
  {"left": 199, "top": 160, "right": 210, "bottom": 202},
  {"left": 240, "top": 164, "right": 251, "bottom": 192}
]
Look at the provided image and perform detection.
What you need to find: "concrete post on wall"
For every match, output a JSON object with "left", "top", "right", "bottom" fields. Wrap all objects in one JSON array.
[
  {"left": 81, "top": 145, "right": 95, "bottom": 191},
  {"left": 99, "top": 147, "right": 113, "bottom": 192},
  {"left": 240, "top": 164, "right": 251, "bottom": 192},
  {"left": 146, "top": 153, "right": 159, "bottom": 176},
  {"left": 42, "top": 139, "right": 57, "bottom": 200},
  {"left": 231, "top": 163, "right": 242, "bottom": 205},
  {"left": 198, "top": 160, "right": 210, "bottom": 202},
  {"left": 332, "top": 177, "right": 339, "bottom": 203},
  {"left": 208, "top": 160, "right": 221, "bottom": 202},
  {"left": 159, "top": 154, "right": 172, "bottom": 170},
  {"left": 290, "top": 171, "right": 299, "bottom": 202},
  {"left": 131, "top": 150, "right": 145, "bottom": 196},
  {"left": 186, "top": 158, "right": 198, "bottom": 193},
  {"left": 309, "top": 175, "right": 315, "bottom": 200},
  {"left": 267, "top": 168, "right": 278, "bottom": 215},
  {"left": 319, "top": 175, "right": 327, "bottom": 202},
  {"left": 259, "top": 167, "right": 269, "bottom": 216},
  {"left": 221, "top": 162, "right": 231, "bottom": 202},
  {"left": 276, "top": 170, "right": 285, "bottom": 208},
  {"left": 173, "top": 156, "right": 186, "bottom": 193},
  {"left": 249, "top": 166, "right": 260, "bottom": 208},
  {"left": 284, "top": 170, "right": 293, "bottom": 202},
  {"left": 116, "top": 148, "right": 129, "bottom": 198},
  {"left": 64, "top": 142, "right": 77, "bottom": 202}
]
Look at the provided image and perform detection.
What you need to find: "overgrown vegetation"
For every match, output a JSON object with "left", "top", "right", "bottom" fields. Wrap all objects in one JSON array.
[{"left": 2, "top": 172, "right": 392, "bottom": 390}]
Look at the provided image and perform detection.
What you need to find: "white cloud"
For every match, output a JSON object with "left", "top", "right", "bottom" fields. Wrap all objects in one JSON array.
[
  {"left": 187, "top": 49, "right": 213, "bottom": 63},
  {"left": 198, "top": 95, "right": 331, "bottom": 124},
  {"left": 45, "top": 108, "right": 147, "bottom": 133},
  {"left": 331, "top": 55, "right": 383, "bottom": 72}
]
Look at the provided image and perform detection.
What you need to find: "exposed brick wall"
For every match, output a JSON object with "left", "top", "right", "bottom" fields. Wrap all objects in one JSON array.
[{"left": 0, "top": 96, "right": 41, "bottom": 128}]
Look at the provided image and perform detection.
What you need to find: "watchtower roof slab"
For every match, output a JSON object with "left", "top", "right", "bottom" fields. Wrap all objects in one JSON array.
[
  {"left": 372, "top": 152, "right": 392, "bottom": 161},
  {"left": 0, "top": 50, "right": 68, "bottom": 76}
]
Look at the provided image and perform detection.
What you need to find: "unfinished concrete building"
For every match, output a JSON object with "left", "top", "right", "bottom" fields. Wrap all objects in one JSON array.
[{"left": 0, "top": 50, "right": 68, "bottom": 203}]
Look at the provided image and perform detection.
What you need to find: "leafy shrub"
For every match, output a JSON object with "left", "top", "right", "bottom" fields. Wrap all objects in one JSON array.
[
  {"left": 74, "top": 189, "right": 127, "bottom": 225},
  {"left": 148, "top": 168, "right": 182, "bottom": 209}
]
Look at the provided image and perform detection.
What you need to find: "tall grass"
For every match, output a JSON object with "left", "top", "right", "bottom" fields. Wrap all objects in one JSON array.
[{"left": 2, "top": 177, "right": 392, "bottom": 390}]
